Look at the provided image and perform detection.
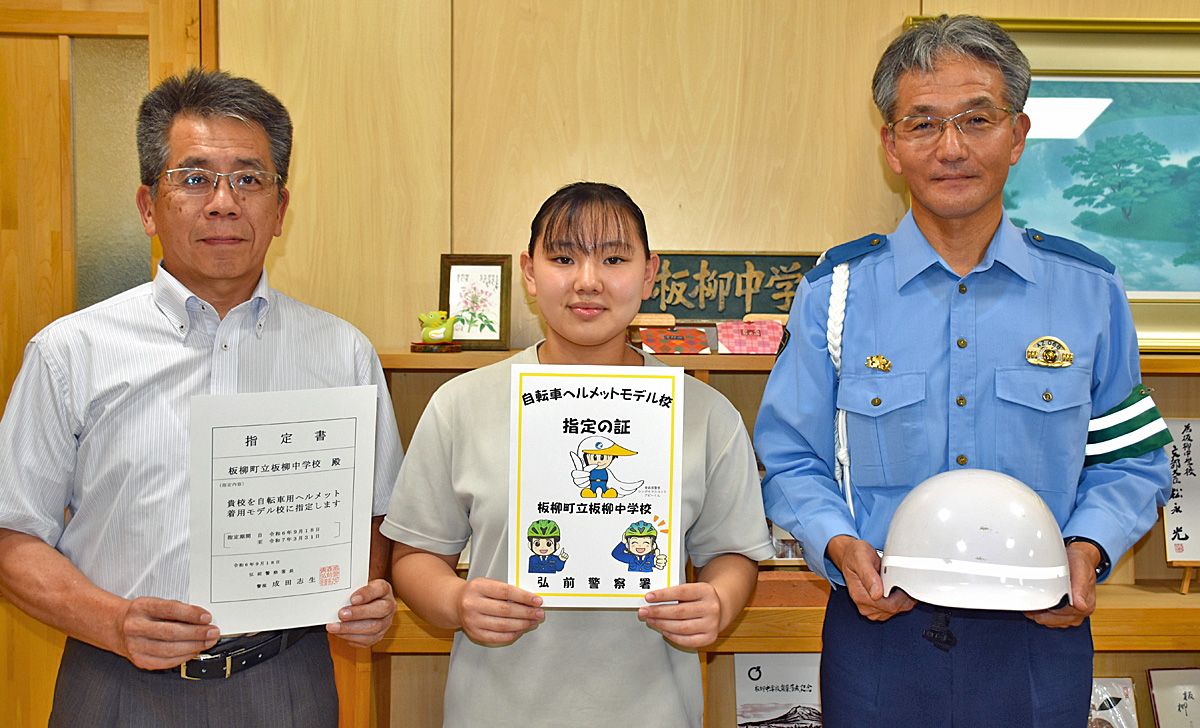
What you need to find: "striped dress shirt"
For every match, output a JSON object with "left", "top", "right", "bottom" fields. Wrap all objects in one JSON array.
[{"left": 0, "top": 267, "right": 403, "bottom": 603}]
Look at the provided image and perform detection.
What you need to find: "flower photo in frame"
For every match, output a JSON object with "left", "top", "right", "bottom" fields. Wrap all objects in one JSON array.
[{"left": 439, "top": 254, "right": 512, "bottom": 350}]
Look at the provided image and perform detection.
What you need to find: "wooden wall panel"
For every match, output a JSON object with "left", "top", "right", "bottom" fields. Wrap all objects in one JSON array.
[
  {"left": 147, "top": 0, "right": 202, "bottom": 83},
  {"left": 0, "top": 33, "right": 71, "bottom": 726},
  {"left": 0, "top": 34, "right": 70, "bottom": 405},
  {"left": 0, "top": 600, "right": 67, "bottom": 727},
  {"left": 218, "top": 0, "right": 451, "bottom": 350},
  {"left": 452, "top": 0, "right": 919, "bottom": 348}
]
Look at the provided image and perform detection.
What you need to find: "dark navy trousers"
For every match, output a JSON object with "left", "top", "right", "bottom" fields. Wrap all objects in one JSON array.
[{"left": 820, "top": 587, "right": 1092, "bottom": 728}]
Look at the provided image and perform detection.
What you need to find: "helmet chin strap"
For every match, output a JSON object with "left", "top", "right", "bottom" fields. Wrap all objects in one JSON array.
[{"left": 922, "top": 608, "right": 957, "bottom": 652}]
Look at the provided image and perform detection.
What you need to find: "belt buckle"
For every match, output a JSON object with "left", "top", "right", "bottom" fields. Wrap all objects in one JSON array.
[{"left": 180, "top": 653, "right": 233, "bottom": 680}]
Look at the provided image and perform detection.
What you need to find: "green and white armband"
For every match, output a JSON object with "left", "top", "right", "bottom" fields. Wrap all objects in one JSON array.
[{"left": 1084, "top": 384, "right": 1172, "bottom": 466}]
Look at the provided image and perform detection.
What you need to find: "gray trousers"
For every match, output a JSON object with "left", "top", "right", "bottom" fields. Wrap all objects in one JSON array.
[{"left": 48, "top": 632, "right": 338, "bottom": 728}]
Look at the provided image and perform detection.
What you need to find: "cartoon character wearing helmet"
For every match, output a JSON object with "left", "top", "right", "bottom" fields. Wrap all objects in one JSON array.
[
  {"left": 527, "top": 519, "right": 569, "bottom": 574},
  {"left": 569, "top": 436, "right": 645, "bottom": 498},
  {"left": 611, "top": 520, "right": 667, "bottom": 572}
]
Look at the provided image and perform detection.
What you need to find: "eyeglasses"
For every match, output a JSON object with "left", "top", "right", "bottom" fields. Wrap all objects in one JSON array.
[
  {"left": 159, "top": 167, "right": 282, "bottom": 196},
  {"left": 887, "top": 105, "right": 1017, "bottom": 145}
]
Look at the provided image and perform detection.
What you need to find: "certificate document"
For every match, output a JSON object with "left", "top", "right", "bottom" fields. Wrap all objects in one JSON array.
[
  {"left": 189, "top": 385, "right": 377, "bottom": 634},
  {"left": 508, "top": 364, "right": 684, "bottom": 608}
]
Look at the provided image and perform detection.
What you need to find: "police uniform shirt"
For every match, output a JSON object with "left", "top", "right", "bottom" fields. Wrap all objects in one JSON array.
[{"left": 755, "top": 211, "right": 1171, "bottom": 585}]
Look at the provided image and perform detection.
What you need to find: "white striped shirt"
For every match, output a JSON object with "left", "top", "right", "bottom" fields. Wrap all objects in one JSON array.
[{"left": 0, "top": 267, "right": 403, "bottom": 602}]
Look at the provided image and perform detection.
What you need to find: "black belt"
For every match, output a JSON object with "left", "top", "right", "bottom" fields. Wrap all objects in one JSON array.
[{"left": 175, "top": 626, "right": 317, "bottom": 680}]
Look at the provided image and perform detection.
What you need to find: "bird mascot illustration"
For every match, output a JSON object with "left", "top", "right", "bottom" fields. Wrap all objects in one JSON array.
[{"left": 569, "top": 436, "right": 644, "bottom": 498}]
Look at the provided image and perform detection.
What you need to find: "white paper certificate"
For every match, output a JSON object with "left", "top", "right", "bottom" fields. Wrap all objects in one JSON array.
[
  {"left": 189, "top": 385, "right": 377, "bottom": 634},
  {"left": 508, "top": 364, "right": 685, "bottom": 608}
]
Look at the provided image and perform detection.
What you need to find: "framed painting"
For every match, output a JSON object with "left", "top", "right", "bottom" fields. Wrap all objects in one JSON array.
[
  {"left": 438, "top": 254, "right": 512, "bottom": 350},
  {"left": 906, "top": 18, "right": 1200, "bottom": 351}
]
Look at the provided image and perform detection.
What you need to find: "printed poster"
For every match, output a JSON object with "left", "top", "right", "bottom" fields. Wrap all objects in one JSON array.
[
  {"left": 508, "top": 364, "right": 684, "bottom": 608},
  {"left": 735, "top": 653, "right": 822, "bottom": 727},
  {"left": 1164, "top": 420, "right": 1198, "bottom": 562},
  {"left": 189, "top": 386, "right": 377, "bottom": 634}
]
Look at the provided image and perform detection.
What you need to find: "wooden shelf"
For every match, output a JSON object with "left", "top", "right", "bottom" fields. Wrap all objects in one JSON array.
[
  {"left": 379, "top": 349, "right": 518, "bottom": 371},
  {"left": 374, "top": 574, "right": 1200, "bottom": 655},
  {"left": 379, "top": 350, "right": 1200, "bottom": 375}
]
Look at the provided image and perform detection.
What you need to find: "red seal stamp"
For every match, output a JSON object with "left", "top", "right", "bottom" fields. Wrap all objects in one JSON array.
[{"left": 319, "top": 564, "right": 341, "bottom": 586}]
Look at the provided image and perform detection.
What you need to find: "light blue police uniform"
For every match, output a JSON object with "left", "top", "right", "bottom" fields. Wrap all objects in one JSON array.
[{"left": 755, "top": 211, "right": 1172, "bottom": 727}]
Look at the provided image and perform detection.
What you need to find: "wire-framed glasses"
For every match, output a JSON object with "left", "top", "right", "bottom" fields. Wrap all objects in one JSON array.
[
  {"left": 887, "top": 105, "right": 1017, "bottom": 145},
  {"left": 159, "top": 167, "right": 282, "bottom": 196}
]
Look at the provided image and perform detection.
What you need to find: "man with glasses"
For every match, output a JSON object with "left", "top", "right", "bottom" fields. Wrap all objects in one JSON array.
[
  {"left": 755, "top": 15, "right": 1170, "bottom": 727},
  {"left": 0, "top": 69, "right": 402, "bottom": 726}
]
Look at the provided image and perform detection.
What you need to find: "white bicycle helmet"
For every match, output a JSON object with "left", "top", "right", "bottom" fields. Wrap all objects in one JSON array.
[{"left": 880, "top": 469, "right": 1071, "bottom": 611}]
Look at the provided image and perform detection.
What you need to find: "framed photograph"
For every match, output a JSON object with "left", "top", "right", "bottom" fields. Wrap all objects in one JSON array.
[
  {"left": 1148, "top": 667, "right": 1200, "bottom": 728},
  {"left": 906, "top": 18, "right": 1200, "bottom": 352},
  {"left": 438, "top": 254, "right": 512, "bottom": 350}
]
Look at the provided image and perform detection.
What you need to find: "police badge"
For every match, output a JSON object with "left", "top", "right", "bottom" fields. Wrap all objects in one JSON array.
[{"left": 1025, "top": 336, "right": 1074, "bottom": 368}]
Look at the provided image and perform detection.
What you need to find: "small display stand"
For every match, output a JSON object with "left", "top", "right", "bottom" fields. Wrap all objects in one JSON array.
[
  {"left": 1177, "top": 562, "right": 1200, "bottom": 595},
  {"left": 410, "top": 341, "right": 462, "bottom": 353}
]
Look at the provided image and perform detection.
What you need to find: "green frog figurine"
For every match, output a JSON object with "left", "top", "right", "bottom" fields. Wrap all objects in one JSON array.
[{"left": 419, "top": 310, "right": 458, "bottom": 344}]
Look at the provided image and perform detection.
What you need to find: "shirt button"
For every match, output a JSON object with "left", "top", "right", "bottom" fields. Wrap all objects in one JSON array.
[
  {"left": 222, "top": 343, "right": 229, "bottom": 351},
  {"left": 1042, "top": 390, "right": 1053, "bottom": 402},
  {"left": 956, "top": 338, "right": 968, "bottom": 349},
  {"left": 956, "top": 395, "right": 967, "bottom": 407},
  {"left": 956, "top": 454, "right": 968, "bottom": 466},
  {"left": 871, "top": 397, "right": 882, "bottom": 407},
  {"left": 958, "top": 283, "right": 967, "bottom": 294}
]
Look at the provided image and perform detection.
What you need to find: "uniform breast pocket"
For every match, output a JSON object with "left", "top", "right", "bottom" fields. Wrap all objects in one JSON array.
[
  {"left": 837, "top": 372, "right": 926, "bottom": 488},
  {"left": 994, "top": 367, "right": 1092, "bottom": 491}
]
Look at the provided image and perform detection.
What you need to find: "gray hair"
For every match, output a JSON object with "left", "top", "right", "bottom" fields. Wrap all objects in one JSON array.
[
  {"left": 872, "top": 14, "right": 1031, "bottom": 122},
  {"left": 137, "top": 68, "right": 292, "bottom": 195}
]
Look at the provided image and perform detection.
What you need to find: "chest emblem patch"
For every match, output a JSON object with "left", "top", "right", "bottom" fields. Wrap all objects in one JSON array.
[
  {"left": 1026, "top": 336, "right": 1074, "bottom": 368},
  {"left": 865, "top": 354, "right": 892, "bottom": 372}
]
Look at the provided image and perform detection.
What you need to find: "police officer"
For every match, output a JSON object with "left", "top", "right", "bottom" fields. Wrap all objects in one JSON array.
[{"left": 754, "top": 15, "right": 1172, "bottom": 727}]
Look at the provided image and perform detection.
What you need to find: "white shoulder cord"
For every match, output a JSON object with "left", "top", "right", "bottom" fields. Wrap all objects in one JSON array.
[{"left": 825, "top": 261, "right": 855, "bottom": 518}]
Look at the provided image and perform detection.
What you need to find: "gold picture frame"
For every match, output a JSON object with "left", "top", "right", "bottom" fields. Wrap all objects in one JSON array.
[{"left": 906, "top": 17, "right": 1200, "bottom": 352}]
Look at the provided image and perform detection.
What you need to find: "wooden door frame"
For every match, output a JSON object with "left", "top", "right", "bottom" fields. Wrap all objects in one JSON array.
[{"left": 0, "top": 0, "right": 217, "bottom": 269}]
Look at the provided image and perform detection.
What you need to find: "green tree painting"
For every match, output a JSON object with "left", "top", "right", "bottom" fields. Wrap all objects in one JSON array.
[
  {"left": 1003, "top": 78, "right": 1200, "bottom": 288},
  {"left": 1063, "top": 133, "right": 1171, "bottom": 222}
]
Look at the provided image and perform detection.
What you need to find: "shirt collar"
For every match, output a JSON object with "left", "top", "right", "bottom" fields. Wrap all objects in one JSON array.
[
  {"left": 152, "top": 266, "right": 273, "bottom": 339},
  {"left": 248, "top": 272, "right": 273, "bottom": 337},
  {"left": 891, "top": 210, "right": 1036, "bottom": 290}
]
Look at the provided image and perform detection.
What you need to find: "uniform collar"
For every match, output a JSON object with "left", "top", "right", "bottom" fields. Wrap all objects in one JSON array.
[
  {"left": 892, "top": 210, "right": 1036, "bottom": 290},
  {"left": 153, "top": 266, "right": 274, "bottom": 340}
]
